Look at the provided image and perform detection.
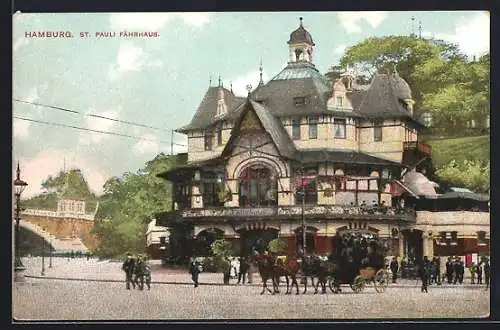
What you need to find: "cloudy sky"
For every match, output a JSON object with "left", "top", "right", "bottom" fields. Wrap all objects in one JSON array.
[{"left": 12, "top": 11, "right": 489, "bottom": 197}]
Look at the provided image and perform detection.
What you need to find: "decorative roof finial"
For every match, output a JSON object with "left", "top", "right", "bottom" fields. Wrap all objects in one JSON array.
[
  {"left": 299, "top": 17, "right": 303, "bottom": 27},
  {"left": 230, "top": 81, "right": 233, "bottom": 94},
  {"left": 218, "top": 75, "right": 221, "bottom": 87},
  {"left": 16, "top": 161, "right": 20, "bottom": 180},
  {"left": 209, "top": 75, "right": 212, "bottom": 87},
  {"left": 418, "top": 20, "right": 423, "bottom": 39},
  {"left": 246, "top": 84, "right": 253, "bottom": 96}
]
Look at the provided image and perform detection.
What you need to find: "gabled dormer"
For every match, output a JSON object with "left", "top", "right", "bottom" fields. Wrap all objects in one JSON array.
[{"left": 327, "top": 79, "right": 354, "bottom": 111}]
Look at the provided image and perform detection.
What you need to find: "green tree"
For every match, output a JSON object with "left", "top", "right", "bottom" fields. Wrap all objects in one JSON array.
[
  {"left": 267, "top": 238, "right": 287, "bottom": 254},
  {"left": 210, "top": 239, "right": 233, "bottom": 260},
  {"left": 435, "top": 159, "right": 489, "bottom": 194},
  {"left": 91, "top": 153, "right": 187, "bottom": 258}
]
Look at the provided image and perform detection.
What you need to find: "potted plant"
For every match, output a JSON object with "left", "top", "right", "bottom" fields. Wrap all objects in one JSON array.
[
  {"left": 217, "top": 184, "right": 232, "bottom": 203},
  {"left": 323, "top": 187, "right": 334, "bottom": 197},
  {"left": 266, "top": 188, "right": 277, "bottom": 201}
]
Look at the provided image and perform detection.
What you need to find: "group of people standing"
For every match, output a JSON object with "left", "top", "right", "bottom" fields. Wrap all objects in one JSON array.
[{"left": 122, "top": 253, "right": 152, "bottom": 290}]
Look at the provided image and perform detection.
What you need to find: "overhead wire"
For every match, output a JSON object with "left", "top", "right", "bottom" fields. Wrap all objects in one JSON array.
[
  {"left": 12, "top": 98, "right": 187, "bottom": 147},
  {"left": 13, "top": 116, "right": 187, "bottom": 146}
]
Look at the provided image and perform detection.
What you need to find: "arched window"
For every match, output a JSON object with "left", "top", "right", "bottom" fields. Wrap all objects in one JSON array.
[{"left": 238, "top": 165, "right": 277, "bottom": 207}]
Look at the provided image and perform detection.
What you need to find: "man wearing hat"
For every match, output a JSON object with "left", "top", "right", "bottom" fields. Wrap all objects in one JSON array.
[
  {"left": 445, "top": 257, "right": 454, "bottom": 284},
  {"left": 134, "top": 254, "right": 146, "bottom": 290},
  {"left": 419, "top": 256, "right": 431, "bottom": 293},
  {"left": 122, "top": 253, "right": 136, "bottom": 290}
]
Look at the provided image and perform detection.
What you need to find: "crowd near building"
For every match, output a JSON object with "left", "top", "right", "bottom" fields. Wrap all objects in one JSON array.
[{"left": 149, "top": 18, "right": 489, "bottom": 268}]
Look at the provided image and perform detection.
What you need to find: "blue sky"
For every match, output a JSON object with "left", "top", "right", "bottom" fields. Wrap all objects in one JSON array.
[{"left": 12, "top": 11, "right": 489, "bottom": 197}]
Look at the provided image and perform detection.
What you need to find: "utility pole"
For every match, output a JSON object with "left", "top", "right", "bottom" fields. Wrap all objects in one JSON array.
[
  {"left": 301, "top": 166, "right": 306, "bottom": 256},
  {"left": 171, "top": 130, "right": 174, "bottom": 155}
]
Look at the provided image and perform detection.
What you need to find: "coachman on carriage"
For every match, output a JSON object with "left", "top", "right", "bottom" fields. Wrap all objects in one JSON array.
[{"left": 326, "top": 229, "right": 389, "bottom": 293}]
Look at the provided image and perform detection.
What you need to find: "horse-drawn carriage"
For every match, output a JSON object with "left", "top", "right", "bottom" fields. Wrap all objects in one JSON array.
[{"left": 326, "top": 229, "right": 390, "bottom": 293}]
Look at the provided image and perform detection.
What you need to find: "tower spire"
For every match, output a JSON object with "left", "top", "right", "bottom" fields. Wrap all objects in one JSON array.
[
  {"left": 209, "top": 75, "right": 212, "bottom": 86},
  {"left": 230, "top": 81, "right": 233, "bottom": 94},
  {"left": 258, "top": 57, "right": 264, "bottom": 86},
  {"left": 410, "top": 16, "right": 416, "bottom": 37},
  {"left": 299, "top": 17, "right": 303, "bottom": 27},
  {"left": 418, "top": 20, "right": 423, "bottom": 39},
  {"left": 218, "top": 75, "right": 221, "bottom": 87}
]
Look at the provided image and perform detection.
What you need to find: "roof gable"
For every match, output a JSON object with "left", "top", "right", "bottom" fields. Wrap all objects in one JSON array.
[{"left": 221, "top": 100, "right": 297, "bottom": 159}]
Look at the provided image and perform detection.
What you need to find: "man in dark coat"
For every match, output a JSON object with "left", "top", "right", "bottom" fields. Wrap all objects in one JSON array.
[
  {"left": 419, "top": 256, "right": 431, "bottom": 293},
  {"left": 390, "top": 257, "right": 399, "bottom": 283},
  {"left": 189, "top": 257, "right": 202, "bottom": 288},
  {"left": 453, "top": 257, "right": 463, "bottom": 284},
  {"left": 445, "top": 257, "right": 454, "bottom": 284},
  {"left": 134, "top": 254, "right": 146, "bottom": 290},
  {"left": 430, "top": 257, "right": 441, "bottom": 285},
  {"left": 121, "top": 253, "right": 136, "bottom": 290},
  {"left": 484, "top": 259, "right": 490, "bottom": 289},
  {"left": 237, "top": 256, "right": 249, "bottom": 284}
]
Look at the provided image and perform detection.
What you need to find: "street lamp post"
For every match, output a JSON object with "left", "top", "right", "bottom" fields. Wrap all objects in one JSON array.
[
  {"left": 302, "top": 168, "right": 306, "bottom": 255},
  {"left": 49, "top": 236, "right": 53, "bottom": 268},
  {"left": 13, "top": 162, "right": 28, "bottom": 273},
  {"left": 41, "top": 236, "right": 45, "bottom": 276}
]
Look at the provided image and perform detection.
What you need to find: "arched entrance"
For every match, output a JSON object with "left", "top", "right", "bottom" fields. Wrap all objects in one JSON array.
[
  {"left": 402, "top": 229, "right": 423, "bottom": 261},
  {"left": 238, "top": 165, "right": 278, "bottom": 207},
  {"left": 195, "top": 228, "right": 224, "bottom": 256},
  {"left": 295, "top": 226, "right": 318, "bottom": 255},
  {"left": 240, "top": 228, "right": 279, "bottom": 256}
]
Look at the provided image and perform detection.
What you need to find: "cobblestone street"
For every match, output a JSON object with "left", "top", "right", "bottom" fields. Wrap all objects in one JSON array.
[{"left": 12, "top": 257, "right": 490, "bottom": 320}]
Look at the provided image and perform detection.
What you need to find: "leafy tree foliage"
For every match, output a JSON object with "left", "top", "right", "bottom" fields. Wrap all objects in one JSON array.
[
  {"left": 210, "top": 239, "right": 233, "bottom": 259},
  {"left": 23, "top": 169, "right": 98, "bottom": 212},
  {"left": 326, "top": 36, "right": 489, "bottom": 132},
  {"left": 267, "top": 238, "right": 287, "bottom": 254},
  {"left": 435, "top": 159, "right": 489, "bottom": 194},
  {"left": 91, "top": 153, "right": 187, "bottom": 258}
]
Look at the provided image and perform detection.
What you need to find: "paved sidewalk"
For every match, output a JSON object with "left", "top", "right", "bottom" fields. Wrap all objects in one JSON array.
[{"left": 19, "top": 257, "right": 487, "bottom": 289}]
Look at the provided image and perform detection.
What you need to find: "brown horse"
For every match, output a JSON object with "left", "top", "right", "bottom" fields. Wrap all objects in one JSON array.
[
  {"left": 272, "top": 256, "right": 300, "bottom": 295},
  {"left": 251, "top": 252, "right": 279, "bottom": 295}
]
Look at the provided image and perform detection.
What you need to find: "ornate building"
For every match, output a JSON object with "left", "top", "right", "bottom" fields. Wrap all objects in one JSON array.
[{"left": 155, "top": 18, "right": 489, "bottom": 262}]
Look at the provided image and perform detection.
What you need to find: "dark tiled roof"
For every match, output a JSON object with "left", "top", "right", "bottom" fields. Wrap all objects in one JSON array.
[
  {"left": 177, "top": 86, "right": 245, "bottom": 132},
  {"left": 298, "top": 149, "right": 405, "bottom": 167},
  {"left": 250, "top": 101, "right": 298, "bottom": 159},
  {"left": 157, "top": 156, "right": 224, "bottom": 181},
  {"left": 357, "top": 73, "right": 414, "bottom": 119},
  {"left": 288, "top": 20, "right": 315, "bottom": 45}
]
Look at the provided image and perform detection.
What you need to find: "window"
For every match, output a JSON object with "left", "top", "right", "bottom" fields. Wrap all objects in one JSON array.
[
  {"left": 450, "top": 231, "right": 458, "bottom": 245},
  {"left": 294, "top": 97, "right": 306, "bottom": 107},
  {"left": 238, "top": 166, "right": 277, "bottom": 207},
  {"left": 216, "top": 128, "right": 222, "bottom": 146},
  {"left": 292, "top": 119, "right": 301, "bottom": 140},
  {"left": 333, "top": 118, "right": 346, "bottom": 139},
  {"left": 308, "top": 116, "right": 318, "bottom": 139},
  {"left": 336, "top": 96, "right": 343, "bottom": 107},
  {"left": 374, "top": 120, "right": 383, "bottom": 142},
  {"left": 294, "top": 168, "right": 317, "bottom": 205},
  {"left": 204, "top": 131, "right": 213, "bottom": 150}
]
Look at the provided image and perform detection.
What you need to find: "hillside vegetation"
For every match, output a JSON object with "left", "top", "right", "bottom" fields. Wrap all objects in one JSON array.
[{"left": 427, "top": 135, "right": 489, "bottom": 167}]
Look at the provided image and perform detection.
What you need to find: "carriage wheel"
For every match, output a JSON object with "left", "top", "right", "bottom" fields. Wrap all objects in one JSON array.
[
  {"left": 374, "top": 269, "right": 389, "bottom": 293},
  {"left": 351, "top": 276, "right": 365, "bottom": 293}
]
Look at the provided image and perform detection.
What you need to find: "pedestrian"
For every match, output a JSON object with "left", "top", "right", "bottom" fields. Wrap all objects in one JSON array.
[
  {"left": 121, "top": 252, "right": 136, "bottom": 290},
  {"left": 143, "top": 260, "right": 152, "bottom": 290},
  {"left": 237, "top": 256, "right": 250, "bottom": 284},
  {"left": 482, "top": 258, "right": 490, "bottom": 289},
  {"left": 390, "top": 257, "right": 399, "bottom": 284},
  {"left": 445, "top": 257, "right": 454, "bottom": 284},
  {"left": 469, "top": 262, "right": 477, "bottom": 284},
  {"left": 430, "top": 257, "right": 440, "bottom": 285},
  {"left": 189, "top": 257, "right": 202, "bottom": 288},
  {"left": 419, "top": 256, "right": 431, "bottom": 293},
  {"left": 477, "top": 258, "right": 483, "bottom": 284},
  {"left": 453, "top": 257, "right": 464, "bottom": 284},
  {"left": 134, "top": 254, "right": 146, "bottom": 290}
]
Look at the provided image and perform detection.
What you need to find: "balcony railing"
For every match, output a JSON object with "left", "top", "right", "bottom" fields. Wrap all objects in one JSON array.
[
  {"left": 403, "top": 141, "right": 432, "bottom": 155},
  {"left": 180, "top": 205, "right": 416, "bottom": 221}
]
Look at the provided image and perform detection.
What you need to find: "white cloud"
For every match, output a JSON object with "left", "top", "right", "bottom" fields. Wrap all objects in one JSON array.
[
  {"left": 13, "top": 117, "right": 31, "bottom": 140},
  {"left": 79, "top": 106, "right": 122, "bottom": 144},
  {"left": 109, "top": 12, "right": 212, "bottom": 30},
  {"left": 14, "top": 149, "right": 107, "bottom": 198},
  {"left": 434, "top": 12, "right": 489, "bottom": 59},
  {"left": 108, "top": 43, "right": 163, "bottom": 81},
  {"left": 333, "top": 44, "right": 347, "bottom": 55},
  {"left": 132, "top": 134, "right": 159, "bottom": 155},
  {"left": 338, "top": 11, "right": 388, "bottom": 34},
  {"left": 225, "top": 70, "right": 270, "bottom": 97}
]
